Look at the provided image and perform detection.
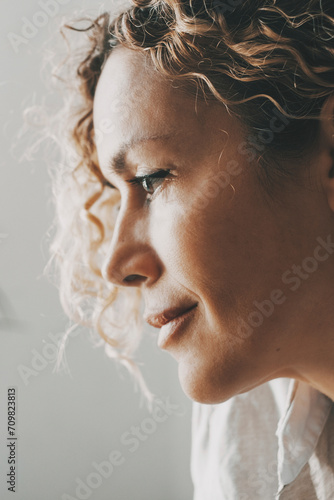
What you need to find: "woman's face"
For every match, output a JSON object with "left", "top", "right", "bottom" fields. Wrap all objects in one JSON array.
[{"left": 93, "top": 46, "right": 332, "bottom": 403}]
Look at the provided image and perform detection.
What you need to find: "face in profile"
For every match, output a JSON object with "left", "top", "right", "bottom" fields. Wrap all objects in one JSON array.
[{"left": 93, "top": 45, "right": 333, "bottom": 404}]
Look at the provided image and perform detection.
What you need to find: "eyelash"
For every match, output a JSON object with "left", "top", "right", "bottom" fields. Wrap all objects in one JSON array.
[
  {"left": 128, "top": 169, "right": 171, "bottom": 196},
  {"left": 103, "top": 169, "right": 172, "bottom": 203}
]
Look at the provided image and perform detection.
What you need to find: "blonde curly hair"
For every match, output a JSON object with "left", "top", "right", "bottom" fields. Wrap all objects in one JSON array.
[{"left": 43, "top": 0, "right": 334, "bottom": 404}]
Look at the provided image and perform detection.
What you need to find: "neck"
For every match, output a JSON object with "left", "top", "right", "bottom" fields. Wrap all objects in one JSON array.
[{"left": 292, "top": 286, "right": 334, "bottom": 402}]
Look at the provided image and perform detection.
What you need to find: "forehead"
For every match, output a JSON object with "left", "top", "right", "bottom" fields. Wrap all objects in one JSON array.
[
  {"left": 93, "top": 45, "right": 203, "bottom": 131},
  {"left": 93, "top": 46, "right": 205, "bottom": 170},
  {"left": 93, "top": 46, "right": 242, "bottom": 175},
  {"left": 95, "top": 46, "right": 161, "bottom": 106}
]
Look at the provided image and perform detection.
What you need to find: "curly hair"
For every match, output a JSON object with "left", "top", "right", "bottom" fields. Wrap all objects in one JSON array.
[{"left": 43, "top": 0, "right": 334, "bottom": 404}]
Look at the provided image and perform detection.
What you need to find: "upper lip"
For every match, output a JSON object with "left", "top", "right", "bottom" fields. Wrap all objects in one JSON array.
[{"left": 144, "top": 303, "right": 198, "bottom": 328}]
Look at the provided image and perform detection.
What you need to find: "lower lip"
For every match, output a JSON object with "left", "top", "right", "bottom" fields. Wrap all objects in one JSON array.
[{"left": 157, "top": 305, "right": 197, "bottom": 349}]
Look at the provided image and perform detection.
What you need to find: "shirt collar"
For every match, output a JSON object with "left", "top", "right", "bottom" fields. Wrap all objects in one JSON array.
[{"left": 275, "top": 379, "right": 333, "bottom": 491}]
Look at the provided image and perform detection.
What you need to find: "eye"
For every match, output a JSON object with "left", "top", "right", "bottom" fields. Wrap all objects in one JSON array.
[{"left": 128, "top": 169, "right": 171, "bottom": 198}]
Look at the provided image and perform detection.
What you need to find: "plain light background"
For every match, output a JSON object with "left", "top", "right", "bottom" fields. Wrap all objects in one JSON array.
[{"left": 0, "top": 1, "right": 194, "bottom": 499}]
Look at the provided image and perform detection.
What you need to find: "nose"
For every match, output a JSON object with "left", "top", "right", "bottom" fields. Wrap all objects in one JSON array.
[{"left": 101, "top": 205, "right": 161, "bottom": 287}]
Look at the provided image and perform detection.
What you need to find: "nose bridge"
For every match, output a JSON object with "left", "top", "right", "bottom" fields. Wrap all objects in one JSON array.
[
  {"left": 102, "top": 204, "right": 136, "bottom": 283},
  {"left": 102, "top": 203, "right": 155, "bottom": 286}
]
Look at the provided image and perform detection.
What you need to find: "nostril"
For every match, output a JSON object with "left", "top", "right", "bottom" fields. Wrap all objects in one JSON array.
[
  {"left": 123, "top": 274, "right": 140, "bottom": 282},
  {"left": 123, "top": 274, "right": 147, "bottom": 285}
]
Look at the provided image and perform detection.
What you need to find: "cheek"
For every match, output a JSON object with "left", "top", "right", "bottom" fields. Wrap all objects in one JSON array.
[
  {"left": 149, "top": 176, "right": 285, "bottom": 309},
  {"left": 167, "top": 198, "right": 247, "bottom": 292},
  {"left": 148, "top": 197, "right": 241, "bottom": 333},
  {"left": 148, "top": 199, "right": 218, "bottom": 286}
]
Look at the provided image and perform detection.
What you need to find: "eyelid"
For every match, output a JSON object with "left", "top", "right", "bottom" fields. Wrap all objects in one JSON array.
[
  {"left": 101, "top": 170, "right": 169, "bottom": 188},
  {"left": 102, "top": 169, "right": 173, "bottom": 200},
  {"left": 127, "top": 169, "right": 171, "bottom": 187}
]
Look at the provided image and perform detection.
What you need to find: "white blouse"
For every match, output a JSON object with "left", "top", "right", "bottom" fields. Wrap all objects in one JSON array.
[{"left": 191, "top": 378, "right": 334, "bottom": 499}]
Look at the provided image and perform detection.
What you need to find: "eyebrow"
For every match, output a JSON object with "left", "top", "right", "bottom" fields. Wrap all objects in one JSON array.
[{"left": 105, "top": 132, "right": 177, "bottom": 175}]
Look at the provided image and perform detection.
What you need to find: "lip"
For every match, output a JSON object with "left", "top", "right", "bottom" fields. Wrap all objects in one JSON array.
[
  {"left": 144, "top": 303, "right": 198, "bottom": 329},
  {"left": 146, "top": 303, "right": 197, "bottom": 349}
]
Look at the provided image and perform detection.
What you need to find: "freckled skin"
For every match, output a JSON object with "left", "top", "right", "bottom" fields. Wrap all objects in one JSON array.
[{"left": 93, "top": 46, "right": 334, "bottom": 403}]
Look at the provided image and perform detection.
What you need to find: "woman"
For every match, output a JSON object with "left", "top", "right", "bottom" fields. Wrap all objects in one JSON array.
[{"left": 49, "top": 0, "right": 334, "bottom": 498}]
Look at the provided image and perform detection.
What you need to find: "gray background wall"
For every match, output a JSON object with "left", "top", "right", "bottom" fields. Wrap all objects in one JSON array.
[{"left": 0, "top": 1, "right": 194, "bottom": 499}]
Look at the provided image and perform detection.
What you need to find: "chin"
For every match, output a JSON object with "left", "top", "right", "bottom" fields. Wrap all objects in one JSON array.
[{"left": 177, "top": 359, "right": 239, "bottom": 405}]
